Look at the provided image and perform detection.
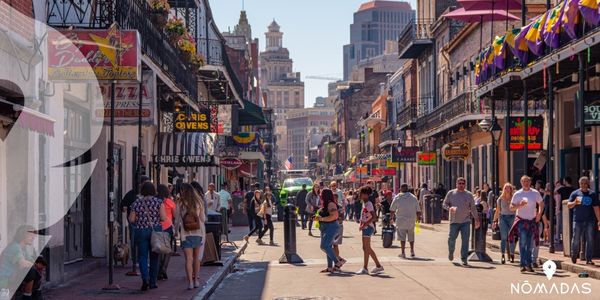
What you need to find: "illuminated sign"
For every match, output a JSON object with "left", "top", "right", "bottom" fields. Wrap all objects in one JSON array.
[
  {"left": 174, "top": 110, "right": 211, "bottom": 132},
  {"left": 508, "top": 116, "right": 543, "bottom": 150},
  {"left": 417, "top": 152, "right": 437, "bottom": 165},
  {"left": 443, "top": 143, "right": 470, "bottom": 161}
]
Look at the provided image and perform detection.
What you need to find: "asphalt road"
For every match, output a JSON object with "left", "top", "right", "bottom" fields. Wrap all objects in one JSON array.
[{"left": 210, "top": 220, "right": 600, "bottom": 300}]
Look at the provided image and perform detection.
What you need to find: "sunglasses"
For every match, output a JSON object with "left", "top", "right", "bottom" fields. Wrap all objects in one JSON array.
[{"left": 458, "top": 182, "right": 466, "bottom": 185}]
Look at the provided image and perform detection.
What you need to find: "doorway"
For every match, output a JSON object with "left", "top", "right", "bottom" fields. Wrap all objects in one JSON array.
[{"left": 560, "top": 147, "right": 592, "bottom": 182}]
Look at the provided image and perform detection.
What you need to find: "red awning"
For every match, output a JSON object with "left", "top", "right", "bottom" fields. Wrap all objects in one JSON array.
[
  {"left": 442, "top": 7, "right": 520, "bottom": 22},
  {"left": 17, "top": 107, "right": 55, "bottom": 137}
]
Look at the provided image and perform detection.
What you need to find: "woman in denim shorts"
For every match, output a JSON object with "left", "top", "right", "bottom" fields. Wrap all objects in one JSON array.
[{"left": 176, "top": 183, "right": 206, "bottom": 290}]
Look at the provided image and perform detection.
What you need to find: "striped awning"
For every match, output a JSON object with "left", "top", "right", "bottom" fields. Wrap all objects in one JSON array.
[{"left": 153, "top": 132, "right": 216, "bottom": 166}]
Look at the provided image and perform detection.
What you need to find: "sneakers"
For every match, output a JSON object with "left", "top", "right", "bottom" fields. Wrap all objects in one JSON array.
[
  {"left": 410, "top": 252, "right": 415, "bottom": 258},
  {"left": 243, "top": 235, "right": 249, "bottom": 243},
  {"left": 336, "top": 258, "right": 347, "bottom": 269},
  {"left": 194, "top": 279, "right": 201, "bottom": 288},
  {"left": 520, "top": 267, "right": 527, "bottom": 273},
  {"left": 355, "top": 268, "right": 369, "bottom": 275},
  {"left": 571, "top": 256, "right": 577, "bottom": 264},
  {"left": 586, "top": 261, "right": 595, "bottom": 266},
  {"left": 187, "top": 283, "right": 194, "bottom": 290},
  {"left": 526, "top": 266, "right": 535, "bottom": 272},
  {"left": 256, "top": 238, "right": 265, "bottom": 245},
  {"left": 400, "top": 252, "right": 406, "bottom": 258},
  {"left": 461, "top": 260, "right": 469, "bottom": 266},
  {"left": 269, "top": 240, "right": 276, "bottom": 246},
  {"left": 448, "top": 253, "right": 454, "bottom": 261},
  {"left": 370, "top": 266, "right": 384, "bottom": 274}
]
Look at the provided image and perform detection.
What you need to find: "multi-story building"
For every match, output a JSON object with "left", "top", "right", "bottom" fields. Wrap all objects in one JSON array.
[
  {"left": 286, "top": 106, "right": 335, "bottom": 169},
  {"left": 343, "top": 0, "right": 414, "bottom": 80},
  {"left": 259, "top": 20, "right": 305, "bottom": 164}
]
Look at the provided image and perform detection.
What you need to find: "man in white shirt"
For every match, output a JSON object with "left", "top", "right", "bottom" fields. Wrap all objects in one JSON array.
[
  {"left": 510, "top": 175, "right": 544, "bottom": 272},
  {"left": 205, "top": 183, "right": 221, "bottom": 211},
  {"left": 218, "top": 182, "right": 233, "bottom": 214},
  {"left": 390, "top": 183, "right": 421, "bottom": 258}
]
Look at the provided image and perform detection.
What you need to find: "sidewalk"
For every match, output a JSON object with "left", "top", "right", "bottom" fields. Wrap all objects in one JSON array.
[
  {"left": 419, "top": 220, "right": 600, "bottom": 279},
  {"left": 44, "top": 226, "right": 247, "bottom": 300}
]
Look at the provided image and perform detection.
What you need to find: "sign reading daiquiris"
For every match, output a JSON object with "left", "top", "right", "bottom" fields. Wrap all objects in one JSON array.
[
  {"left": 442, "top": 143, "right": 470, "bottom": 161},
  {"left": 48, "top": 28, "right": 141, "bottom": 81},
  {"left": 175, "top": 110, "right": 211, "bottom": 132}
]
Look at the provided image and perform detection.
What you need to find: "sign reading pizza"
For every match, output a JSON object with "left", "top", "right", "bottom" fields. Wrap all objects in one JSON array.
[
  {"left": 417, "top": 152, "right": 437, "bottom": 165},
  {"left": 507, "top": 116, "right": 543, "bottom": 150},
  {"left": 442, "top": 143, "right": 470, "bottom": 161},
  {"left": 174, "top": 110, "right": 211, "bottom": 132},
  {"left": 48, "top": 28, "right": 141, "bottom": 81}
]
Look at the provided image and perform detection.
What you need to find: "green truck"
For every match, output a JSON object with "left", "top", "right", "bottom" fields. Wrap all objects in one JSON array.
[{"left": 278, "top": 177, "right": 313, "bottom": 206}]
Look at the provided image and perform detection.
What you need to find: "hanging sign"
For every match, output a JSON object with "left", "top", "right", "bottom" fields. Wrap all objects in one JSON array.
[
  {"left": 371, "top": 168, "right": 396, "bottom": 176},
  {"left": 153, "top": 155, "right": 214, "bottom": 166},
  {"left": 174, "top": 109, "right": 211, "bottom": 132},
  {"left": 442, "top": 143, "right": 470, "bottom": 161},
  {"left": 48, "top": 29, "right": 141, "bottom": 81},
  {"left": 96, "top": 70, "right": 155, "bottom": 125},
  {"left": 417, "top": 152, "right": 437, "bottom": 165},
  {"left": 386, "top": 158, "right": 398, "bottom": 168},
  {"left": 220, "top": 157, "right": 243, "bottom": 170},
  {"left": 392, "top": 146, "right": 419, "bottom": 163},
  {"left": 507, "top": 116, "right": 543, "bottom": 150},
  {"left": 584, "top": 92, "right": 600, "bottom": 126}
]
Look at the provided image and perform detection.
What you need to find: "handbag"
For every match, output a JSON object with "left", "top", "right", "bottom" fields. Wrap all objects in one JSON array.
[
  {"left": 492, "top": 227, "right": 501, "bottom": 240},
  {"left": 257, "top": 202, "right": 266, "bottom": 218},
  {"left": 151, "top": 230, "right": 172, "bottom": 254}
]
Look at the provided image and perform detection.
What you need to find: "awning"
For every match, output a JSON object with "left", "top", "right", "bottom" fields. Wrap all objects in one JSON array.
[
  {"left": 16, "top": 107, "right": 55, "bottom": 137},
  {"left": 153, "top": 132, "right": 216, "bottom": 166},
  {"left": 238, "top": 100, "right": 266, "bottom": 126}
]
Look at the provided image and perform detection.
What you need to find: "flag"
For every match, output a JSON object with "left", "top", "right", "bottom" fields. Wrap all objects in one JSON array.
[
  {"left": 578, "top": 0, "right": 600, "bottom": 25},
  {"left": 284, "top": 155, "right": 294, "bottom": 170},
  {"left": 543, "top": 0, "right": 566, "bottom": 49},
  {"left": 492, "top": 35, "right": 507, "bottom": 71},
  {"left": 562, "top": 0, "right": 580, "bottom": 39},
  {"left": 513, "top": 24, "right": 531, "bottom": 63},
  {"left": 525, "top": 11, "right": 548, "bottom": 56}
]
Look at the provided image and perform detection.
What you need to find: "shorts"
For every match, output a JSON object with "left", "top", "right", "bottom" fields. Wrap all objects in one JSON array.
[
  {"left": 333, "top": 224, "right": 344, "bottom": 245},
  {"left": 397, "top": 228, "right": 415, "bottom": 242},
  {"left": 362, "top": 226, "right": 375, "bottom": 237},
  {"left": 181, "top": 236, "right": 203, "bottom": 249}
]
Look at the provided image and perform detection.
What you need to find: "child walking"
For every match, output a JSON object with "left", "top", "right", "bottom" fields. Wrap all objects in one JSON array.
[{"left": 356, "top": 186, "right": 384, "bottom": 275}]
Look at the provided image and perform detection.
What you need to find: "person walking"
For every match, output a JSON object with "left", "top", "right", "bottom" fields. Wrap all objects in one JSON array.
[
  {"left": 243, "top": 190, "right": 264, "bottom": 243},
  {"left": 128, "top": 182, "right": 167, "bottom": 291},
  {"left": 296, "top": 184, "right": 309, "bottom": 229},
  {"left": 315, "top": 189, "right": 345, "bottom": 273},
  {"left": 390, "top": 183, "right": 421, "bottom": 258},
  {"left": 306, "top": 184, "right": 320, "bottom": 236},
  {"left": 258, "top": 190, "right": 276, "bottom": 245},
  {"left": 120, "top": 175, "right": 150, "bottom": 266},
  {"left": 492, "top": 183, "right": 517, "bottom": 264},
  {"left": 567, "top": 176, "right": 600, "bottom": 265},
  {"left": 332, "top": 193, "right": 346, "bottom": 265},
  {"left": 443, "top": 177, "right": 480, "bottom": 266},
  {"left": 346, "top": 190, "right": 354, "bottom": 220},
  {"left": 205, "top": 183, "right": 221, "bottom": 212},
  {"left": 243, "top": 183, "right": 260, "bottom": 232},
  {"left": 175, "top": 183, "right": 206, "bottom": 290},
  {"left": 356, "top": 186, "right": 384, "bottom": 275},
  {"left": 509, "top": 175, "right": 544, "bottom": 273},
  {"left": 353, "top": 191, "right": 362, "bottom": 223},
  {"left": 157, "top": 184, "right": 176, "bottom": 280},
  {"left": 218, "top": 182, "right": 233, "bottom": 219}
]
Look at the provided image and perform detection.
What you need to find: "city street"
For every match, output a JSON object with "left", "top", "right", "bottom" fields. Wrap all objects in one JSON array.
[{"left": 211, "top": 220, "right": 600, "bottom": 300}]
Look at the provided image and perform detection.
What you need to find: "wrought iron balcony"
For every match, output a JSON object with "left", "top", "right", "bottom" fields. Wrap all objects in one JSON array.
[
  {"left": 416, "top": 97, "right": 434, "bottom": 117},
  {"left": 416, "top": 92, "right": 473, "bottom": 133},
  {"left": 198, "top": 38, "right": 224, "bottom": 66},
  {"left": 398, "top": 18, "right": 434, "bottom": 59},
  {"left": 47, "top": 0, "right": 198, "bottom": 101},
  {"left": 380, "top": 126, "right": 395, "bottom": 142},
  {"left": 397, "top": 103, "right": 418, "bottom": 130}
]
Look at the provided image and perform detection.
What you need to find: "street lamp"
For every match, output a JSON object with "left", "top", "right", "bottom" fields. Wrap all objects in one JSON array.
[{"left": 479, "top": 117, "right": 503, "bottom": 201}]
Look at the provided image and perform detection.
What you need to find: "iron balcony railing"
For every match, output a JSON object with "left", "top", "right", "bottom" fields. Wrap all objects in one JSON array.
[
  {"left": 416, "top": 96, "right": 434, "bottom": 117},
  {"left": 198, "top": 38, "right": 224, "bottom": 66},
  {"left": 397, "top": 102, "right": 418, "bottom": 130},
  {"left": 398, "top": 18, "right": 434, "bottom": 54},
  {"left": 116, "top": 0, "right": 198, "bottom": 100},
  {"left": 380, "top": 126, "right": 395, "bottom": 142}
]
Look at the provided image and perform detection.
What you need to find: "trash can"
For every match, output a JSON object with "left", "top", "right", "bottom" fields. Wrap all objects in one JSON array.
[
  {"left": 206, "top": 211, "right": 222, "bottom": 260},
  {"left": 423, "top": 195, "right": 442, "bottom": 224},
  {"left": 382, "top": 224, "right": 395, "bottom": 248}
]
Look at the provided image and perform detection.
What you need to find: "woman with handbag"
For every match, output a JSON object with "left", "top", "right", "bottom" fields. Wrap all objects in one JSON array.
[
  {"left": 258, "top": 190, "right": 276, "bottom": 245},
  {"left": 128, "top": 182, "right": 167, "bottom": 291},
  {"left": 315, "top": 188, "right": 345, "bottom": 273},
  {"left": 175, "top": 183, "right": 206, "bottom": 290},
  {"left": 243, "top": 190, "right": 264, "bottom": 243},
  {"left": 492, "top": 183, "right": 516, "bottom": 264}
]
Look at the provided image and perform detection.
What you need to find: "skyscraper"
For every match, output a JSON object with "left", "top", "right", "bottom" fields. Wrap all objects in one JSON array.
[{"left": 343, "top": 1, "right": 414, "bottom": 80}]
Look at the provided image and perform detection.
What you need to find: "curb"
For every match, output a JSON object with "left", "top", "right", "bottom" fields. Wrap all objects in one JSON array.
[
  {"left": 193, "top": 250, "right": 242, "bottom": 300},
  {"left": 418, "top": 223, "right": 600, "bottom": 280}
]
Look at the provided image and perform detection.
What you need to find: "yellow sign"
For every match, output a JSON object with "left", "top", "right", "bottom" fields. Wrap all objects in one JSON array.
[
  {"left": 386, "top": 158, "right": 398, "bottom": 168},
  {"left": 356, "top": 166, "right": 368, "bottom": 174},
  {"left": 174, "top": 110, "right": 211, "bottom": 132}
]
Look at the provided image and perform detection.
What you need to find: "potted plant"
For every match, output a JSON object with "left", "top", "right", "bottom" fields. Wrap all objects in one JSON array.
[
  {"left": 149, "top": 0, "right": 170, "bottom": 27},
  {"left": 176, "top": 33, "right": 196, "bottom": 61},
  {"left": 165, "top": 17, "right": 186, "bottom": 42},
  {"left": 189, "top": 54, "right": 206, "bottom": 73}
]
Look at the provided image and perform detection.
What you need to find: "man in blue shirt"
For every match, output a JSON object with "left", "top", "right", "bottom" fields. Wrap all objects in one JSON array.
[{"left": 567, "top": 176, "right": 600, "bottom": 265}]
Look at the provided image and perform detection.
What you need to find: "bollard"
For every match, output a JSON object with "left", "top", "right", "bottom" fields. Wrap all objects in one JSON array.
[
  {"left": 467, "top": 205, "right": 493, "bottom": 262},
  {"left": 279, "top": 204, "right": 304, "bottom": 264}
]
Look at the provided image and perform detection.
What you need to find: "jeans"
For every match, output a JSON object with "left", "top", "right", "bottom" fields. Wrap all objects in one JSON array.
[
  {"left": 247, "top": 213, "right": 255, "bottom": 232},
  {"left": 259, "top": 214, "right": 274, "bottom": 241},
  {"left": 572, "top": 221, "right": 597, "bottom": 262},
  {"left": 247, "top": 215, "right": 263, "bottom": 237},
  {"left": 345, "top": 205, "right": 352, "bottom": 220},
  {"left": 531, "top": 223, "right": 542, "bottom": 264},
  {"left": 499, "top": 214, "right": 516, "bottom": 255},
  {"left": 135, "top": 226, "right": 161, "bottom": 285},
  {"left": 517, "top": 221, "right": 534, "bottom": 267},
  {"left": 319, "top": 221, "right": 340, "bottom": 268},
  {"left": 300, "top": 212, "right": 308, "bottom": 229},
  {"left": 448, "top": 221, "right": 471, "bottom": 261},
  {"left": 307, "top": 212, "right": 315, "bottom": 233}
]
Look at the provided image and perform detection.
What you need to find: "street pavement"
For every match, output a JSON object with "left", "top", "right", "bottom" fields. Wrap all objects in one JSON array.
[{"left": 211, "top": 220, "right": 600, "bottom": 300}]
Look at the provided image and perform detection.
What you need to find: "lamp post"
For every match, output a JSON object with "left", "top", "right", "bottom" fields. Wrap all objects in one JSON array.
[{"left": 479, "top": 118, "right": 502, "bottom": 199}]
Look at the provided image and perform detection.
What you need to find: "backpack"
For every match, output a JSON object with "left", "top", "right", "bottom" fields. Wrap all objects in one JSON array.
[{"left": 183, "top": 209, "right": 201, "bottom": 231}]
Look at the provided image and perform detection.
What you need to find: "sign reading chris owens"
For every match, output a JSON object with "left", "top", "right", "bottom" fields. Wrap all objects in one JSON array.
[
  {"left": 153, "top": 154, "right": 215, "bottom": 166},
  {"left": 174, "top": 110, "right": 211, "bottom": 132}
]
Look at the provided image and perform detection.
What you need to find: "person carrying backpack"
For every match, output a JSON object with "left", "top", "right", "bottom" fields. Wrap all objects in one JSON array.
[{"left": 175, "top": 183, "right": 206, "bottom": 290}]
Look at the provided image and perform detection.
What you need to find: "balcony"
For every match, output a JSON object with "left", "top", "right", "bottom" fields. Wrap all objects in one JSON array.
[
  {"left": 416, "top": 92, "right": 473, "bottom": 133},
  {"left": 198, "top": 38, "right": 224, "bottom": 66},
  {"left": 397, "top": 103, "right": 417, "bottom": 130},
  {"left": 380, "top": 126, "right": 394, "bottom": 142},
  {"left": 398, "top": 18, "right": 434, "bottom": 59}
]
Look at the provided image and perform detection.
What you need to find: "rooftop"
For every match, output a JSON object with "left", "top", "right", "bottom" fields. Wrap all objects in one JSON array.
[{"left": 358, "top": 0, "right": 412, "bottom": 12}]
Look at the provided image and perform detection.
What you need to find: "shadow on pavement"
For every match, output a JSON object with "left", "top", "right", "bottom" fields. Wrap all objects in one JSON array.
[
  {"left": 452, "top": 262, "right": 496, "bottom": 270},
  {"left": 402, "top": 257, "right": 435, "bottom": 262}
]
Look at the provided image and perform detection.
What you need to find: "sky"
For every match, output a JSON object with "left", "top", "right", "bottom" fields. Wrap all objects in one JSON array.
[{"left": 209, "top": 0, "right": 416, "bottom": 108}]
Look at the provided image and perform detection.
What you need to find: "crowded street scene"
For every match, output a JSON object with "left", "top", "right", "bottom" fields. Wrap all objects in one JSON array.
[{"left": 2, "top": 0, "right": 600, "bottom": 299}]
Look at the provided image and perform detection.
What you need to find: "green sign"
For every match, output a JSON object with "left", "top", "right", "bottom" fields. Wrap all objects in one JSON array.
[{"left": 418, "top": 152, "right": 437, "bottom": 165}]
